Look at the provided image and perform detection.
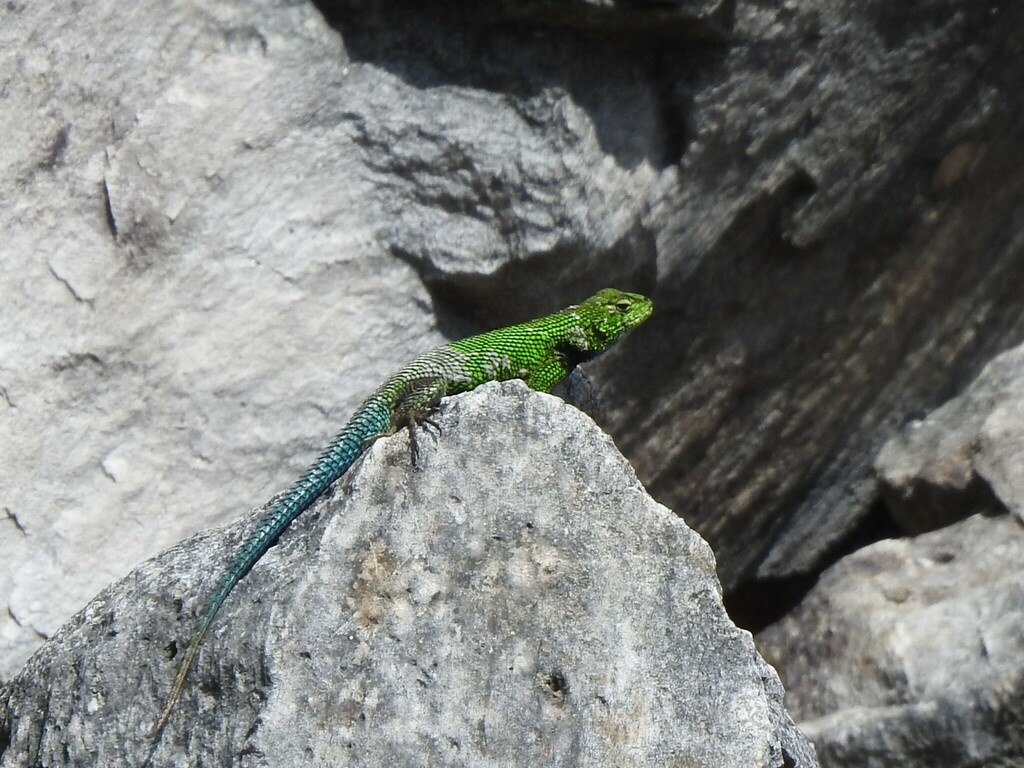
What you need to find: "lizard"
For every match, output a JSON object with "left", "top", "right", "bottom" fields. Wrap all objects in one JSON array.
[{"left": 152, "top": 287, "right": 653, "bottom": 735}]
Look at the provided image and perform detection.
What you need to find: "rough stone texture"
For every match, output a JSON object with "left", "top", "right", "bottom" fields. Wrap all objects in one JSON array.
[
  {"left": 6, "top": 0, "right": 1024, "bottom": 698},
  {"left": 758, "top": 513, "right": 1024, "bottom": 768},
  {"left": 0, "top": 0, "right": 439, "bottom": 681},
  {"left": 877, "top": 343, "right": 1024, "bottom": 534},
  {"left": 0, "top": 383, "right": 817, "bottom": 768},
  {"left": 619, "top": 0, "right": 1024, "bottom": 592}
]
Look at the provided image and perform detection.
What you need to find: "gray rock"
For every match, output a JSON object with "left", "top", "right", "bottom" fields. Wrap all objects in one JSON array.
[
  {"left": 758, "top": 513, "right": 1024, "bottom": 768},
  {"left": 876, "top": 344, "right": 1024, "bottom": 534},
  {"left": 0, "top": 0, "right": 440, "bottom": 680},
  {"left": 0, "top": 383, "right": 816, "bottom": 768}
]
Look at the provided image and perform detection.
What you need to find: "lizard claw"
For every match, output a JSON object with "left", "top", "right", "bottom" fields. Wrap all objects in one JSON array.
[{"left": 405, "top": 408, "right": 441, "bottom": 467}]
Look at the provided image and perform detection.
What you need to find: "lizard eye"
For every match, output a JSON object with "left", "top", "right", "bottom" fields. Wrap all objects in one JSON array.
[{"left": 614, "top": 298, "right": 632, "bottom": 313}]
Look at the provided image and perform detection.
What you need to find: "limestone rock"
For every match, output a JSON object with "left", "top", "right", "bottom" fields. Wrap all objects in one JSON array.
[
  {"left": 0, "top": 383, "right": 816, "bottom": 767},
  {"left": 877, "top": 344, "right": 1024, "bottom": 533},
  {"left": 0, "top": 0, "right": 440, "bottom": 680},
  {"left": 758, "top": 513, "right": 1024, "bottom": 768}
]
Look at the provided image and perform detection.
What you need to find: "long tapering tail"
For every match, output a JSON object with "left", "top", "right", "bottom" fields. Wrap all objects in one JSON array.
[{"left": 152, "top": 398, "right": 392, "bottom": 736}]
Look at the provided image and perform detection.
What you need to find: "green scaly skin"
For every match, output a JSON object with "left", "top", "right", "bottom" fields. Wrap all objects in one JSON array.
[{"left": 153, "top": 288, "right": 652, "bottom": 735}]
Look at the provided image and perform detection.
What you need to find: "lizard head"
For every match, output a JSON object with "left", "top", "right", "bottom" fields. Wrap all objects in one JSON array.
[{"left": 569, "top": 288, "right": 653, "bottom": 353}]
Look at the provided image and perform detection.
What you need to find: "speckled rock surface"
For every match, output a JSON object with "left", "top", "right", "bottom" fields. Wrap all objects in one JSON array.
[
  {"left": 759, "top": 513, "right": 1024, "bottom": 768},
  {"left": 0, "top": 383, "right": 816, "bottom": 767},
  {"left": 877, "top": 344, "right": 1024, "bottom": 533}
]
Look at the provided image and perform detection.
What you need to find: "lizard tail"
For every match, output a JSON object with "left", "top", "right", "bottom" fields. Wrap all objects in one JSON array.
[{"left": 152, "top": 397, "right": 392, "bottom": 736}]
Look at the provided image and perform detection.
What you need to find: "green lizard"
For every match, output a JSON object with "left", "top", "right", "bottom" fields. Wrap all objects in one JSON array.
[{"left": 153, "top": 288, "right": 652, "bottom": 734}]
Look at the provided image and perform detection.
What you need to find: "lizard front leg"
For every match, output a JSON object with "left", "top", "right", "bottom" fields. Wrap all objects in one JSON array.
[{"left": 391, "top": 376, "right": 448, "bottom": 465}]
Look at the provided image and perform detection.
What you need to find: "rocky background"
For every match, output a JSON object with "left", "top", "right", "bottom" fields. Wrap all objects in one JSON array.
[{"left": 3, "top": 0, "right": 1024, "bottom": 765}]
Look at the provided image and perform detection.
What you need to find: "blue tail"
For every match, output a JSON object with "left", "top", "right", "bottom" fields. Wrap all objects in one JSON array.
[{"left": 153, "top": 397, "right": 392, "bottom": 734}]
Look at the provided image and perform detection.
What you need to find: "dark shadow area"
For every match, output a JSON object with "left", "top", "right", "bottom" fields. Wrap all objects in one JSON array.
[
  {"left": 729, "top": 490, "right": 1016, "bottom": 635},
  {"left": 496, "top": 0, "right": 735, "bottom": 42},
  {"left": 412, "top": 221, "right": 658, "bottom": 340},
  {"left": 725, "top": 498, "right": 903, "bottom": 634},
  {"left": 620, "top": 111, "right": 1024, "bottom": 593},
  {"left": 309, "top": 0, "right": 729, "bottom": 171}
]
